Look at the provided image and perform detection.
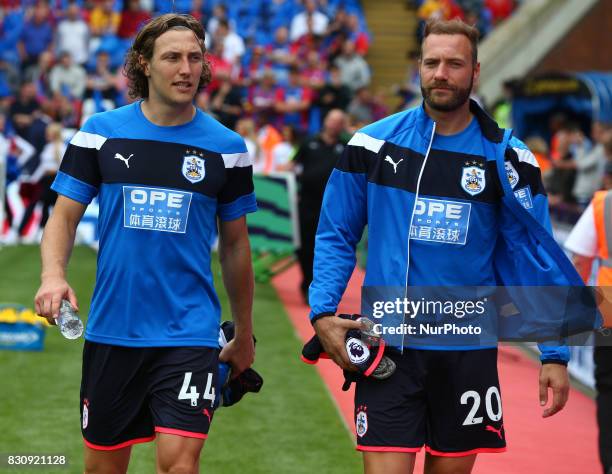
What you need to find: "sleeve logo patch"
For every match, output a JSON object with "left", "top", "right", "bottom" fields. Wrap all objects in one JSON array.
[
  {"left": 123, "top": 186, "right": 192, "bottom": 233},
  {"left": 513, "top": 186, "right": 533, "bottom": 210},
  {"left": 411, "top": 197, "right": 471, "bottom": 245},
  {"left": 504, "top": 161, "right": 519, "bottom": 189}
]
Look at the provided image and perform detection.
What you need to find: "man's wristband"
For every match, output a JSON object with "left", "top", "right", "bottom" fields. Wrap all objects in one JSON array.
[
  {"left": 310, "top": 312, "right": 335, "bottom": 327},
  {"left": 541, "top": 359, "right": 568, "bottom": 367}
]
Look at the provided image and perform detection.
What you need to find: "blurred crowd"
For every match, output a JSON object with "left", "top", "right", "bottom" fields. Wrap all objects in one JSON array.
[
  {"left": 0, "top": 0, "right": 380, "bottom": 242},
  {"left": 538, "top": 116, "right": 612, "bottom": 218},
  {"left": 0, "top": 0, "right": 547, "bottom": 245},
  {"left": 488, "top": 80, "right": 612, "bottom": 221},
  {"left": 394, "top": 0, "right": 520, "bottom": 112},
  {"left": 0, "top": 0, "right": 377, "bottom": 132},
  {"left": 412, "top": 0, "right": 519, "bottom": 39}
]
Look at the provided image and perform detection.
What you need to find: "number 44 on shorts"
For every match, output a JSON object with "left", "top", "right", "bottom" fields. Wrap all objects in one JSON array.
[{"left": 179, "top": 372, "right": 216, "bottom": 406}]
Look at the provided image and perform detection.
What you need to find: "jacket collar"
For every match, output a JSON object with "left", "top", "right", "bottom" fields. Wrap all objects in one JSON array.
[{"left": 416, "top": 99, "right": 505, "bottom": 144}]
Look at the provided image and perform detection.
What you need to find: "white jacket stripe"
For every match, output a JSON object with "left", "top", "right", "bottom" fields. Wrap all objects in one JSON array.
[
  {"left": 513, "top": 147, "right": 539, "bottom": 168},
  {"left": 70, "top": 131, "right": 107, "bottom": 150},
  {"left": 348, "top": 132, "right": 385, "bottom": 153},
  {"left": 222, "top": 152, "right": 252, "bottom": 168}
]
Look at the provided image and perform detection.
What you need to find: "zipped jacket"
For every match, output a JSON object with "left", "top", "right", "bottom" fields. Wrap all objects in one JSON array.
[{"left": 309, "top": 101, "right": 598, "bottom": 363}]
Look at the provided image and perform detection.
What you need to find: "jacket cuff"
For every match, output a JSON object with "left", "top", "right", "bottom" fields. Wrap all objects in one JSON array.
[
  {"left": 310, "top": 312, "right": 335, "bottom": 326},
  {"left": 541, "top": 359, "right": 569, "bottom": 367}
]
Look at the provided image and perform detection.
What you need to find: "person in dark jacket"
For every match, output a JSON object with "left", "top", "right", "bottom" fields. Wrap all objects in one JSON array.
[{"left": 294, "top": 108, "right": 348, "bottom": 301}]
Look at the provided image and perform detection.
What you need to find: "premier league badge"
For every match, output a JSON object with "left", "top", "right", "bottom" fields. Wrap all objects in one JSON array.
[
  {"left": 182, "top": 151, "right": 205, "bottom": 184},
  {"left": 346, "top": 337, "right": 370, "bottom": 365},
  {"left": 461, "top": 162, "right": 486, "bottom": 196},
  {"left": 505, "top": 161, "right": 519, "bottom": 189}
]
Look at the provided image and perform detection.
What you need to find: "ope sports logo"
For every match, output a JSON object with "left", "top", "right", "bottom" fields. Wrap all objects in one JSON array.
[
  {"left": 513, "top": 186, "right": 533, "bottom": 210},
  {"left": 411, "top": 197, "right": 471, "bottom": 245},
  {"left": 123, "top": 186, "right": 193, "bottom": 234}
]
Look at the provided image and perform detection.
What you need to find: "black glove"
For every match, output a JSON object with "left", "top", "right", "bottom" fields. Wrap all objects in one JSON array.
[
  {"left": 301, "top": 314, "right": 396, "bottom": 391},
  {"left": 217, "top": 321, "right": 263, "bottom": 407}
]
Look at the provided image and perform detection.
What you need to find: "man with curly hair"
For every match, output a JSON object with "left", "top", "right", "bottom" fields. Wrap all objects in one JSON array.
[{"left": 35, "top": 14, "right": 257, "bottom": 474}]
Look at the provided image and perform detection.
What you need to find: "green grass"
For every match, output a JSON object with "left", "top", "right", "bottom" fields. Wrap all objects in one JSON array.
[{"left": 0, "top": 245, "right": 361, "bottom": 473}]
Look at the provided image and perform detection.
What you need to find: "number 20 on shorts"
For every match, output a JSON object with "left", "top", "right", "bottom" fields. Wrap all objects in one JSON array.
[{"left": 460, "top": 386, "right": 502, "bottom": 426}]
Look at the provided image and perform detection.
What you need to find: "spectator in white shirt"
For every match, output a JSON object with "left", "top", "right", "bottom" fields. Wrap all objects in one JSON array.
[
  {"left": 18, "top": 122, "right": 66, "bottom": 241},
  {"left": 236, "top": 118, "right": 261, "bottom": 172},
  {"left": 206, "top": 4, "right": 234, "bottom": 38},
  {"left": 289, "top": 0, "right": 329, "bottom": 41},
  {"left": 334, "top": 39, "right": 371, "bottom": 92},
  {"left": 49, "top": 51, "right": 87, "bottom": 100},
  {"left": 215, "top": 20, "right": 246, "bottom": 68},
  {"left": 55, "top": 2, "right": 89, "bottom": 65}
]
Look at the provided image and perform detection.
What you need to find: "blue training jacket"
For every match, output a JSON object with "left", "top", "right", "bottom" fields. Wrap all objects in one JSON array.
[{"left": 309, "top": 100, "right": 595, "bottom": 363}]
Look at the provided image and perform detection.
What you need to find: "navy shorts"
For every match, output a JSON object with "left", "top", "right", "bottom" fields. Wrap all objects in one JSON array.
[
  {"left": 80, "top": 341, "right": 219, "bottom": 450},
  {"left": 355, "top": 348, "right": 506, "bottom": 456}
]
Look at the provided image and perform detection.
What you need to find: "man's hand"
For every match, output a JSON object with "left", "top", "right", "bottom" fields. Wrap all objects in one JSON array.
[
  {"left": 313, "top": 316, "right": 363, "bottom": 371},
  {"left": 34, "top": 276, "right": 78, "bottom": 325},
  {"left": 35, "top": 196, "right": 86, "bottom": 325},
  {"left": 539, "top": 363, "right": 570, "bottom": 418},
  {"left": 219, "top": 334, "right": 255, "bottom": 378}
]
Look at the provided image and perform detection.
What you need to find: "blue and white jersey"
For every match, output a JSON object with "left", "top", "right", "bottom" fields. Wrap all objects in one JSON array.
[
  {"left": 52, "top": 101, "right": 257, "bottom": 348},
  {"left": 309, "top": 100, "right": 588, "bottom": 363}
]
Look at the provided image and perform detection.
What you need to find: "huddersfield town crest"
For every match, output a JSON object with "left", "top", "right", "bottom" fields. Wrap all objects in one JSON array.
[
  {"left": 461, "top": 163, "right": 486, "bottom": 196},
  {"left": 356, "top": 410, "right": 368, "bottom": 437},
  {"left": 82, "top": 402, "right": 89, "bottom": 429},
  {"left": 182, "top": 154, "right": 205, "bottom": 184},
  {"left": 505, "top": 161, "right": 519, "bottom": 189}
]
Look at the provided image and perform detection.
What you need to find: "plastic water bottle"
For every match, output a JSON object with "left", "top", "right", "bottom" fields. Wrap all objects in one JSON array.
[
  {"left": 358, "top": 316, "right": 379, "bottom": 343},
  {"left": 57, "top": 299, "right": 84, "bottom": 339}
]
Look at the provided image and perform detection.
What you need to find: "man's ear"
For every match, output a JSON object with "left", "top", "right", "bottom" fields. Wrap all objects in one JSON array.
[
  {"left": 139, "top": 54, "right": 150, "bottom": 77},
  {"left": 473, "top": 61, "right": 481, "bottom": 89}
]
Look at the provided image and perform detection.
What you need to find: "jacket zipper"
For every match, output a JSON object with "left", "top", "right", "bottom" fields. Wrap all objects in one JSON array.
[{"left": 401, "top": 122, "right": 437, "bottom": 351}]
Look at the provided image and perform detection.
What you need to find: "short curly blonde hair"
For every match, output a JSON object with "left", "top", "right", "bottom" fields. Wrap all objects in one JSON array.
[{"left": 123, "top": 14, "right": 212, "bottom": 99}]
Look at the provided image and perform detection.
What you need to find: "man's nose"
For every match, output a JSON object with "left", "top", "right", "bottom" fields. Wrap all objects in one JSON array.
[
  {"left": 178, "top": 57, "right": 191, "bottom": 75},
  {"left": 433, "top": 63, "right": 449, "bottom": 81}
]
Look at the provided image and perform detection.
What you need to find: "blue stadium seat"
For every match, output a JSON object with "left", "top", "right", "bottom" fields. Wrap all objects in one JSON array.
[
  {"left": 0, "top": 10, "right": 24, "bottom": 67},
  {"left": 92, "top": 36, "right": 132, "bottom": 71},
  {"left": 253, "top": 31, "right": 273, "bottom": 47},
  {"left": 155, "top": 0, "right": 191, "bottom": 14},
  {"left": 308, "top": 106, "right": 322, "bottom": 135}
]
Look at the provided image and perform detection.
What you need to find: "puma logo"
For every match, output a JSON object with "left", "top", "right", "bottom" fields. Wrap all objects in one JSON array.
[
  {"left": 485, "top": 424, "right": 503, "bottom": 440},
  {"left": 114, "top": 153, "right": 134, "bottom": 168},
  {"left": 385, "top": 155, "right": 403, "bottom": 174},
  {"left": 203, "top": 408, "right": 212, "bottom": 424}
]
